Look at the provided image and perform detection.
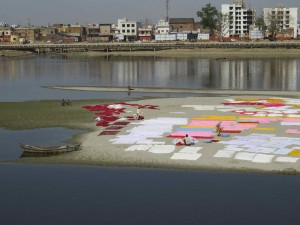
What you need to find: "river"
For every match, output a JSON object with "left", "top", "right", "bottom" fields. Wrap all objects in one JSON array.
[
  {"left": 1, "top": 55, "right": 300, "bottom": 101},
  {"left": 1, "top": 55, "right": 300, "bottom": 225}
]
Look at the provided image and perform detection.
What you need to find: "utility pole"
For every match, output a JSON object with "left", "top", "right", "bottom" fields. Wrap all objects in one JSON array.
[{"left": 166, "top": 0, "right": 170, "bottom": 22}]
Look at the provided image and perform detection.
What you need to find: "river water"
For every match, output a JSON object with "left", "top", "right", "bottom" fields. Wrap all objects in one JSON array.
[
  {"left": 1, "top": 55, "right": 300, "bottom": 225},
  {"left": 1, "top": 55, "right": 300, "bottom": 101}
]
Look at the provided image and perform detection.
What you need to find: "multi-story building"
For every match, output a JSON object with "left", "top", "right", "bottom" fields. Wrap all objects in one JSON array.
[
  {"left": 221, "top": 0, "right": 255, "bottom": 37},
  {"left": 86, "top": 24, "right": 101, "bottom": 42},
  {"left": 39, "top": 27, "right": 58, "bottom": 43},
  {"left": 154, "top": 19, "right": 170, "bottom": 34},
  {"left": 169, "top": 18, "right": 195, "bottom": 32},
  {"left": 138, "top": 25, "right": 153, "bottom": 41},
  {"left": 117, "top": 18, "right": 141, "bottom": 41},
  {"left": 14, "top": 27, "right": 40, "bottom": 43},
  {"left": 53, "top": 24, "right": 86, "bottom": 42},
  {"left": 99, "top": 24, "right": 113, "bottom": 42},
  {"left": 0, "top": 22, "right": 8, "bottom": 27},
  {"left": 0, "top": 27, "right": 12, "bottom": 42},
  {"left": 40, "top": 27, "right": 58, "bottom": 37},
  {"left": 86, "top": 24, "right": 113, "bottom": 42},
  {"left": 263, "top": 5, "right": 298, "bottom": 38}
]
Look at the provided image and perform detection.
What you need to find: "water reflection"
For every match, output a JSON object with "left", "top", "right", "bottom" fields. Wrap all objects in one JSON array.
[{"left": 0, "top": 56, "right": 300, "bottom": 101}]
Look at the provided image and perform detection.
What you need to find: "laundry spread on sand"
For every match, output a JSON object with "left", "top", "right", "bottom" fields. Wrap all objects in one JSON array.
[
  {"left": 171, "top": 146, "right": 202, "bottom": 161},
  {"left": 99, "top": 130, "right": 120, "bottom": 136},
  {"left": 83, "top": 102, "right": 160, "bottom": 136},
  {"left": 83, "top": 97, "right": 300, "bottom": 166},
  {"left": 110, "top": 117, "right": 187, "bottom": 144},
  {"left": 212, "top": 133, "right": 300, "bottom": 163},
  {"left": 167, "top": 117, "right": 260, "bottom": 139}
]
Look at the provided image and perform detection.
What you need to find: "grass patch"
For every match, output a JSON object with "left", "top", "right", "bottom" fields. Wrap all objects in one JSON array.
[{"left": 0, "top": 99, "right": 113, "bottom": 130}]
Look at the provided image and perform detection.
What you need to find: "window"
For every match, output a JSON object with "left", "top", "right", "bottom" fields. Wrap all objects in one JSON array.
[
  {"left": 132, "top": 29, "right": 135, "bottom": 33},
  {"left": 131, "top": 24, "right": 135, "bottom": 27},
  {"left": 127, "top": 29, "right": 130, "bottom": 33},
  {"left": 127, "top": 24, "right": 130, "bottom": 27},
  {"left": 122, "top": 24, "right": 125, "bottom": 27},
  {"left": 122, "top": 30, "right": 125, "bottom": 33}
]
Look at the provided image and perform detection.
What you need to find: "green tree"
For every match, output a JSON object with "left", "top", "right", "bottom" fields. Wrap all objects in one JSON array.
[{"left": 197, "top": 3, "right": 219, "bottom": 37}]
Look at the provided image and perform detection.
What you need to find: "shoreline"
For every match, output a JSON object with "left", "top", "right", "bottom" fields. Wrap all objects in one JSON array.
[
  {"left": 11, "top": 94, "right": 300, "bottom": 175},
  {"left": 1, "top": 48, "right": 300, "bottom": 58},
  {"left": 77, "top": 48, "right": 300, "bottom": 58},
  {"left": 48, "top": 86, "right": 300, "bottom": 98}
]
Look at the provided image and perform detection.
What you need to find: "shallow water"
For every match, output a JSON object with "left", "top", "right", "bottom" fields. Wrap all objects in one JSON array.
[
  {"left": 0, "top": 128, "right": 82, "bottom": 161},
  {"left": 0, "top": 164, "right": 299, "bottom": 225}
]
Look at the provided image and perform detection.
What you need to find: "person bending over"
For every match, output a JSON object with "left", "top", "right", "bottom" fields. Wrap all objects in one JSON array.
[{"left": 184, "top": 134, "right": 192, "bottom": 146}]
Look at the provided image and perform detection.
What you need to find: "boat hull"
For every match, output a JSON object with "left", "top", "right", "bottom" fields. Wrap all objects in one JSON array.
[{"left": 20, "top": 143, "right": 81, "bottom": 155}]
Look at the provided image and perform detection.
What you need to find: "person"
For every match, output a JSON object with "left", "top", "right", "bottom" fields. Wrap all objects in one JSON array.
[
  {"left": 127, "top": 86, "right": 134, "bottom": 91},
  {"left": 136, "top": 106, "right": 142, "bottom": 120},
  {"left": 127, "top": 86, "right": 134, "bottom": 96},
  {"left": 216, "top": 121, "right": 222, "bottom": 136},
  {"left": 61, "top": 99, "right": 65, "bottom": 106},
  {"left": 95, "top": 116, "right": 101, "bottom": 122},
  {"left": 183, "top": 134, "right": 192, "bottom": 146}
]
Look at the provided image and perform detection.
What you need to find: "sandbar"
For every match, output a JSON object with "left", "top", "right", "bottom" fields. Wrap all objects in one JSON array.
[{"left": 18, "top": 93, "right": 300, "bottom": 175}]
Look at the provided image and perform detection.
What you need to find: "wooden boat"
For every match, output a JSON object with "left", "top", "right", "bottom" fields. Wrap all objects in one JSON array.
[{"left": 20, "top": 143, "right": 81, "bottom": 155}]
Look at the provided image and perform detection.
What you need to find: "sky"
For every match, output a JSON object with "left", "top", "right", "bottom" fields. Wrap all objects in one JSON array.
[{"left": 1, "top": 0, "right": 299, "bottom": 26}]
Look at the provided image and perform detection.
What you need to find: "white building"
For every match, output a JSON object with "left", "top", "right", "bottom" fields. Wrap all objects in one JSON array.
[
  {"left": 249, "top": 28, "right": 263, "bottom": 39},
  {"left": 154, "top": 19, "right": 170, "bottom": 35},
  {"left": 117, "top": 18, "right": 141, "bottom": 41},
  {"left": 221, "top": 0, "right": 255, "bottom": 37},
  {"left": 0, "top": 22, "right": 8, "bottom": 27},
  {"left": 263, "top": 5, "right": 298, "bottom": 38}
]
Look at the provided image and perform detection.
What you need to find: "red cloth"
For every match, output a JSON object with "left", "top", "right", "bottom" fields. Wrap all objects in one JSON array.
[
  {"left": 98, "top": 130, "right": 119, "bottom": 135},
  {"left": 83, "top": 102, "right": 159, "bottom": 128}
]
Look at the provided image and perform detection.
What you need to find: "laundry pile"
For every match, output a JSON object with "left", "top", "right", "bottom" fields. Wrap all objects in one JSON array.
[{"left": 83, "top": 102, "right": 160, "bottom": 136}]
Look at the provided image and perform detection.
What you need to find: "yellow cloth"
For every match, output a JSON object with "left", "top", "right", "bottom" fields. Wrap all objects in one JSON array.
[{"left": 288, "top": 150, "right": 300, "bottom": 157}]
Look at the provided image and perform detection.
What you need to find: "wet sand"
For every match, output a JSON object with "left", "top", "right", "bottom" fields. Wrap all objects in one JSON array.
[{"left": 49, "top": 86, "right": 300, "bottom": 98}]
